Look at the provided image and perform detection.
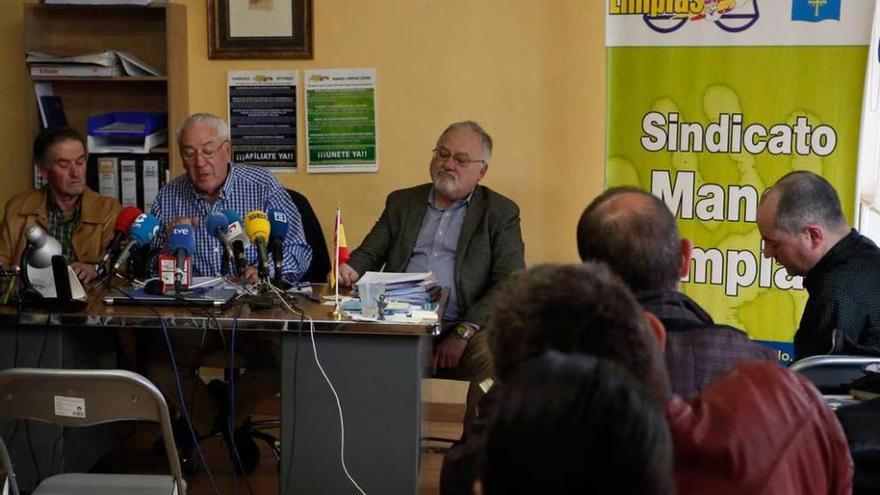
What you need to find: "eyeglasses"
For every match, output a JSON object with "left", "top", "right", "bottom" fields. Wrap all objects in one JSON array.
[
  {"left": 432, "top": 147, "right": 486, "bottom": 167},
  {"left": 181, "top": 140, "right": 228, "bottom": 163}
]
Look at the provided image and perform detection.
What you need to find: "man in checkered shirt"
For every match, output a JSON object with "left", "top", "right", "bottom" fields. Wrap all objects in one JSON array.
[
  {"left": 146, "top": 112, "right": 311, "bottom": 474},
  {"left": 150, "top": 113, "right": 311, "bottom": 282}
]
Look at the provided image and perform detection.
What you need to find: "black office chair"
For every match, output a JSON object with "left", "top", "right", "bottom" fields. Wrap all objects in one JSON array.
[
  {"left": 286, "top": 189, "right": 331, "bottom": 283},
  {"left": 789, "top": 355, "right": 880, "bottom": 394}
]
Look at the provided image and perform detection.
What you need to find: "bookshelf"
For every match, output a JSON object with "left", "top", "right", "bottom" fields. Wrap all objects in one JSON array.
[{"left": 24, "top": 1, "right": 188, "bottom": 177}]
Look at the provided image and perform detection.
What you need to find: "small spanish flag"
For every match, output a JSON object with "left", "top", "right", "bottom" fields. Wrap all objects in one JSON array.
[{"left": 330, "top": 207, "right": 349, "bottom": 289}]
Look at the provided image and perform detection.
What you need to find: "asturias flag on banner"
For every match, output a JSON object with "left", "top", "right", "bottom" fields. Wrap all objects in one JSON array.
[
  {"left": 791, "top": 0, "right": 841, "bottom": 23},
  {"left": 330, "top": 207, "right": 349, "bottom": 289}
]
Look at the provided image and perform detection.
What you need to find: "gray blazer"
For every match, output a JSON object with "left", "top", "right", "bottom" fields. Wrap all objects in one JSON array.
[{"left": 347, "top": 183, "right": 525, "bottom": 326}]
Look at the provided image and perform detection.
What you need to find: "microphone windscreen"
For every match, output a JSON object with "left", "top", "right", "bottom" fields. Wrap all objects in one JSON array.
[
  {"left": 128, "top": 214, "right": 160, "bottom": 246},
  {"left": 222, "top": 209, "right": 244, "bottom": 225},
  {"left": 168, "top": 224, "right": 195, "bottom": 255},
  {"left": 268, "top": 208, "right": 289, "bottom": 240},
  {"left": 206, "top": 212, "right": 230, "bottom": 239},
  {"left": 114, "top": 206, "right": 143, "bottom": 234},
  {"left": 244, "top": 210, "right": 271, "bottom": 242}
]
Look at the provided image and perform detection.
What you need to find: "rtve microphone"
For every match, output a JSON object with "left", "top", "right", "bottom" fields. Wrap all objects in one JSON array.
[
  {"left": 168, "top": 223, "right": 195, "bottom": 292},
  {"left": 97, "top": 205, "right": 142, "bottom": 279},
  {"left": 206, "top": 212, "right": 234, "bottom": 276},
  {"left": 267, "top": 207, "right": 288, "bottom": 283},
  {"left": 111, "top": 213, "right": 160, "bottom": 275},
  {"left": 222, "top": 209, "right": 249, "bottom": 277},
  {"left": 244, "top": 210, "right": 271, "bottom": 283}
]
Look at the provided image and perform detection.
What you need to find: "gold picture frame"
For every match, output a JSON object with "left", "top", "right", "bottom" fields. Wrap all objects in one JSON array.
[{"left": 208, "top": 0, "right": 313, "bottom": 59}]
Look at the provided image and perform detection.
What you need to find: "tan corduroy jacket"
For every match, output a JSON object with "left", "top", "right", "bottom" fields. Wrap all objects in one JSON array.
[{"left": 0, "top": 187, "right": 121, "bottom": 268}]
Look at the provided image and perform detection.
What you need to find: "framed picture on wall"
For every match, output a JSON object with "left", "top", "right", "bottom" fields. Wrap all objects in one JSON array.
[{"left": 208, "top": 0, "right": 313, "bottom": 59}]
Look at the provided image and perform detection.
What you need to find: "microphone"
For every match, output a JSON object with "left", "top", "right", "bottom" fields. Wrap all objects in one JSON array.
[
  {"left": 244, "top": 210, "right": 271, "bottom": 283},
  {"left": 206, "top": 212, "right": 234, "bottom": 276},
  {"left": 111, "top": 213, "right": 160, "bottom": 276},
  {"left": 222, "top": 209, "right": 249, "bottom": 277},
  {"left": 168, "top": 223, "right": 195, "bottom": 291},
  {"left": 267, "top": 208, "right": 288, "bottom": 283},
  {"left": 96, "top": 206, "right": 142, "bottom": 279}
]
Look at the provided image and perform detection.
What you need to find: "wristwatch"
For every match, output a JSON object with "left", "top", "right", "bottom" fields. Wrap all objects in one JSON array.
[{"left": 454, "top": 324, "right": 475, "bottom": 341}]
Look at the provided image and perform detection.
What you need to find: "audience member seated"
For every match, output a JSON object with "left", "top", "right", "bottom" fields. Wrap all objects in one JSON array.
[
  {"left": 477, "top": 351, "right": 674, "bottom": 495},
  {"left": 0, "top": 126, "right": 120, "bottom": 284},
  {"left": 757, "top": 171, "right": 880, "bottom": 359},
  {"left": 577, "top": 186, "right": 776, "bottom": 398},
  {"left": 441, "top": 263, "right": 853, "bottom": 495},
  {"left": 336, "top": 121, "right": 525, "bottom": 420},
  {"left": 146, "top": 113, "right": 312, "bottom": 474}
]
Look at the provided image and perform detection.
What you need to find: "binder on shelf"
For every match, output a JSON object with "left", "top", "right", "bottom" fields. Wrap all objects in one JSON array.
[
  {"left": 96, "top": 156, "right": 119, "bottom": 200},
  {"left": 119, "top": 158, "right": 138, "bottom": 207},
  {"left": 87, "top": 153, "right": 168, "bottom": 212},
  {"left": 141, "top": 158, "right": 162, "bottom": 212}
]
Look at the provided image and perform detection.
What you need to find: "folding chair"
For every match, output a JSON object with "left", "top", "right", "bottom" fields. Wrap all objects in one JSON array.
[
  {"left": 789, "top": 355, "right": 880, "bottom": 394},
  {"left": 0, "top": 368, "right": 186, "bottom": 494}
]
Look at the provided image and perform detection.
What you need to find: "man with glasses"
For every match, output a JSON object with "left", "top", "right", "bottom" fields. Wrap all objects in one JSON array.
[
  {"left": 0, "top": 126, "right": 120, "bottom": 284},
  {"left": 337, "top": 121, "right": 525, "bottom": 420},
  {"left": 150, "top": 112, "right": 311, "bottom": 283},
  {"left": 147, "top": 112, "right": 311, "bottom": 474}
]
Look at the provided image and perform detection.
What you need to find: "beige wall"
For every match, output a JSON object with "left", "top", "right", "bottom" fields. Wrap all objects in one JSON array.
[
  {"left": 0, "top": 0, "right": 606, "bottom": 266},
  {"left": 183, "top": 0, "right": 605, "bottom": 264},
  {"left": 0, "top": 2, "right": 34, "bottom": 207}
]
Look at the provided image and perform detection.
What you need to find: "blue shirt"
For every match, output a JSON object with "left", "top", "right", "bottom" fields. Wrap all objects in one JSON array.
[
  {"left": 405, "top": 189, "right": 469, "bottom": 321},
  {"left": 150, "top": 163, "right": 311, "bottom": 281}
]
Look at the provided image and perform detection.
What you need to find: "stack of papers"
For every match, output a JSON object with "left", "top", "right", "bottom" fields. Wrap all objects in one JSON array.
[
  {"left": 356, "top": 271, "right": 439, "bottom": 305},
  {"left": 26, "top": 50, "right": 162, "bottom": 77}
]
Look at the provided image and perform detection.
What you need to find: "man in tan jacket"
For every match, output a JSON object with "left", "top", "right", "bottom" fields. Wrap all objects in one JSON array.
[{"left": 0, "top": 127, "right": 120, "bottom": 284}]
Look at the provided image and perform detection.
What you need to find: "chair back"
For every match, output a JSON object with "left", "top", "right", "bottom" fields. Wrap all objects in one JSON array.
[
  {"left": 0, "top": 368, "right": 184, "bottom": 485},
  {"left": 790, "top": 355, "right": 880, "bottom": 394},
  {"left": 287, "top": 188, "right": 332, "bottom": 283},
  {"left": 0, "top": 435, "right": 19, "bottom": 495}
]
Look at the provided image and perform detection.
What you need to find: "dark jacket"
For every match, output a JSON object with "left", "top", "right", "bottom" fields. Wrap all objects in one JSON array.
[
  {"left": 346, "top": 183, "right": 525, "bottom": 326},
  {"left": 798, "top": 230, "right": 880, "bottom": 359},
  {"left": 637, "top": 290, "right": 777, "bottom": 398}
]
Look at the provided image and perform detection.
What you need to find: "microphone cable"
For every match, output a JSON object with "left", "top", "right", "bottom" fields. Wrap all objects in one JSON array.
[
  {"left": 265, "top": 282, "right": 367, "bottom": 495},
  {"left": 112, "top": 285, "right": 222, "bottom": 495}
]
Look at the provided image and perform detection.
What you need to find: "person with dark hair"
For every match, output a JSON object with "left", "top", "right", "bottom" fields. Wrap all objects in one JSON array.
[
  {"left": 0, "top": 126, "right": 120, "bottom": 283},
  {"left": 442, "top": 263, "right": 852, "bottom": 495},
  {"left": 478, "top": 352, "right": 674, "bottom": 495},
  {"left": 577, "top": 187, "right": 775, "bottom": 398},
  {"left": 757, "top": 170, "right": 880, "bottom": 358},
  {"left": 336, "top": 121, "right": 525, "bottom": 420}
]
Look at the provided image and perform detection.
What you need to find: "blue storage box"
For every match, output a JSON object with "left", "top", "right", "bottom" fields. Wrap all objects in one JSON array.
[
  {"left": 87, "top": 112, "right": 168, "bottom": 154},
  {"left": 88, "top": 111, "right": 167, "bottom": 138}
]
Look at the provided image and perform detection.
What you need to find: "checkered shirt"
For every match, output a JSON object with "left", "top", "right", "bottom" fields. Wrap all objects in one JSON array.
[{"left": 149, "top": 163, "right": 311, "bottom": 281}]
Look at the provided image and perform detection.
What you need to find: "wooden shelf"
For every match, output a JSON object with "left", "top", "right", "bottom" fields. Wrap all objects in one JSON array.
[{"left": 24, "top": 2, "right": 188, "bottom": 175}]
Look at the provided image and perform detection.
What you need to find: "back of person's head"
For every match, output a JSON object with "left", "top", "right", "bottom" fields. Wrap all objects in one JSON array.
[
  {"left": 764, "top": 171, "right": 847, "bottom": 234},
  {"left": 33, "top": 126, "right": 86, "bottom": 169},
  {"left": 489, "top": 262, "right": 670, "bottom": 400},
  {"left": 577, "top": 187, "right": 681, "bottom": 291},
  {"left": 480, "top": 352, "right": 675, "bottom": 495}
]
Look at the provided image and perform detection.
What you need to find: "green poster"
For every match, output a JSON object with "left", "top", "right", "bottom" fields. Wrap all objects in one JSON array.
[{"left": 305, "top": 68, "right": 378, "bottom": 173}]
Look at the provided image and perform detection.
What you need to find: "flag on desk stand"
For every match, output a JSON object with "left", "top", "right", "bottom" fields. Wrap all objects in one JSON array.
[{"left": 330, "top": 206, "right": 349, "bottom": 297}]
